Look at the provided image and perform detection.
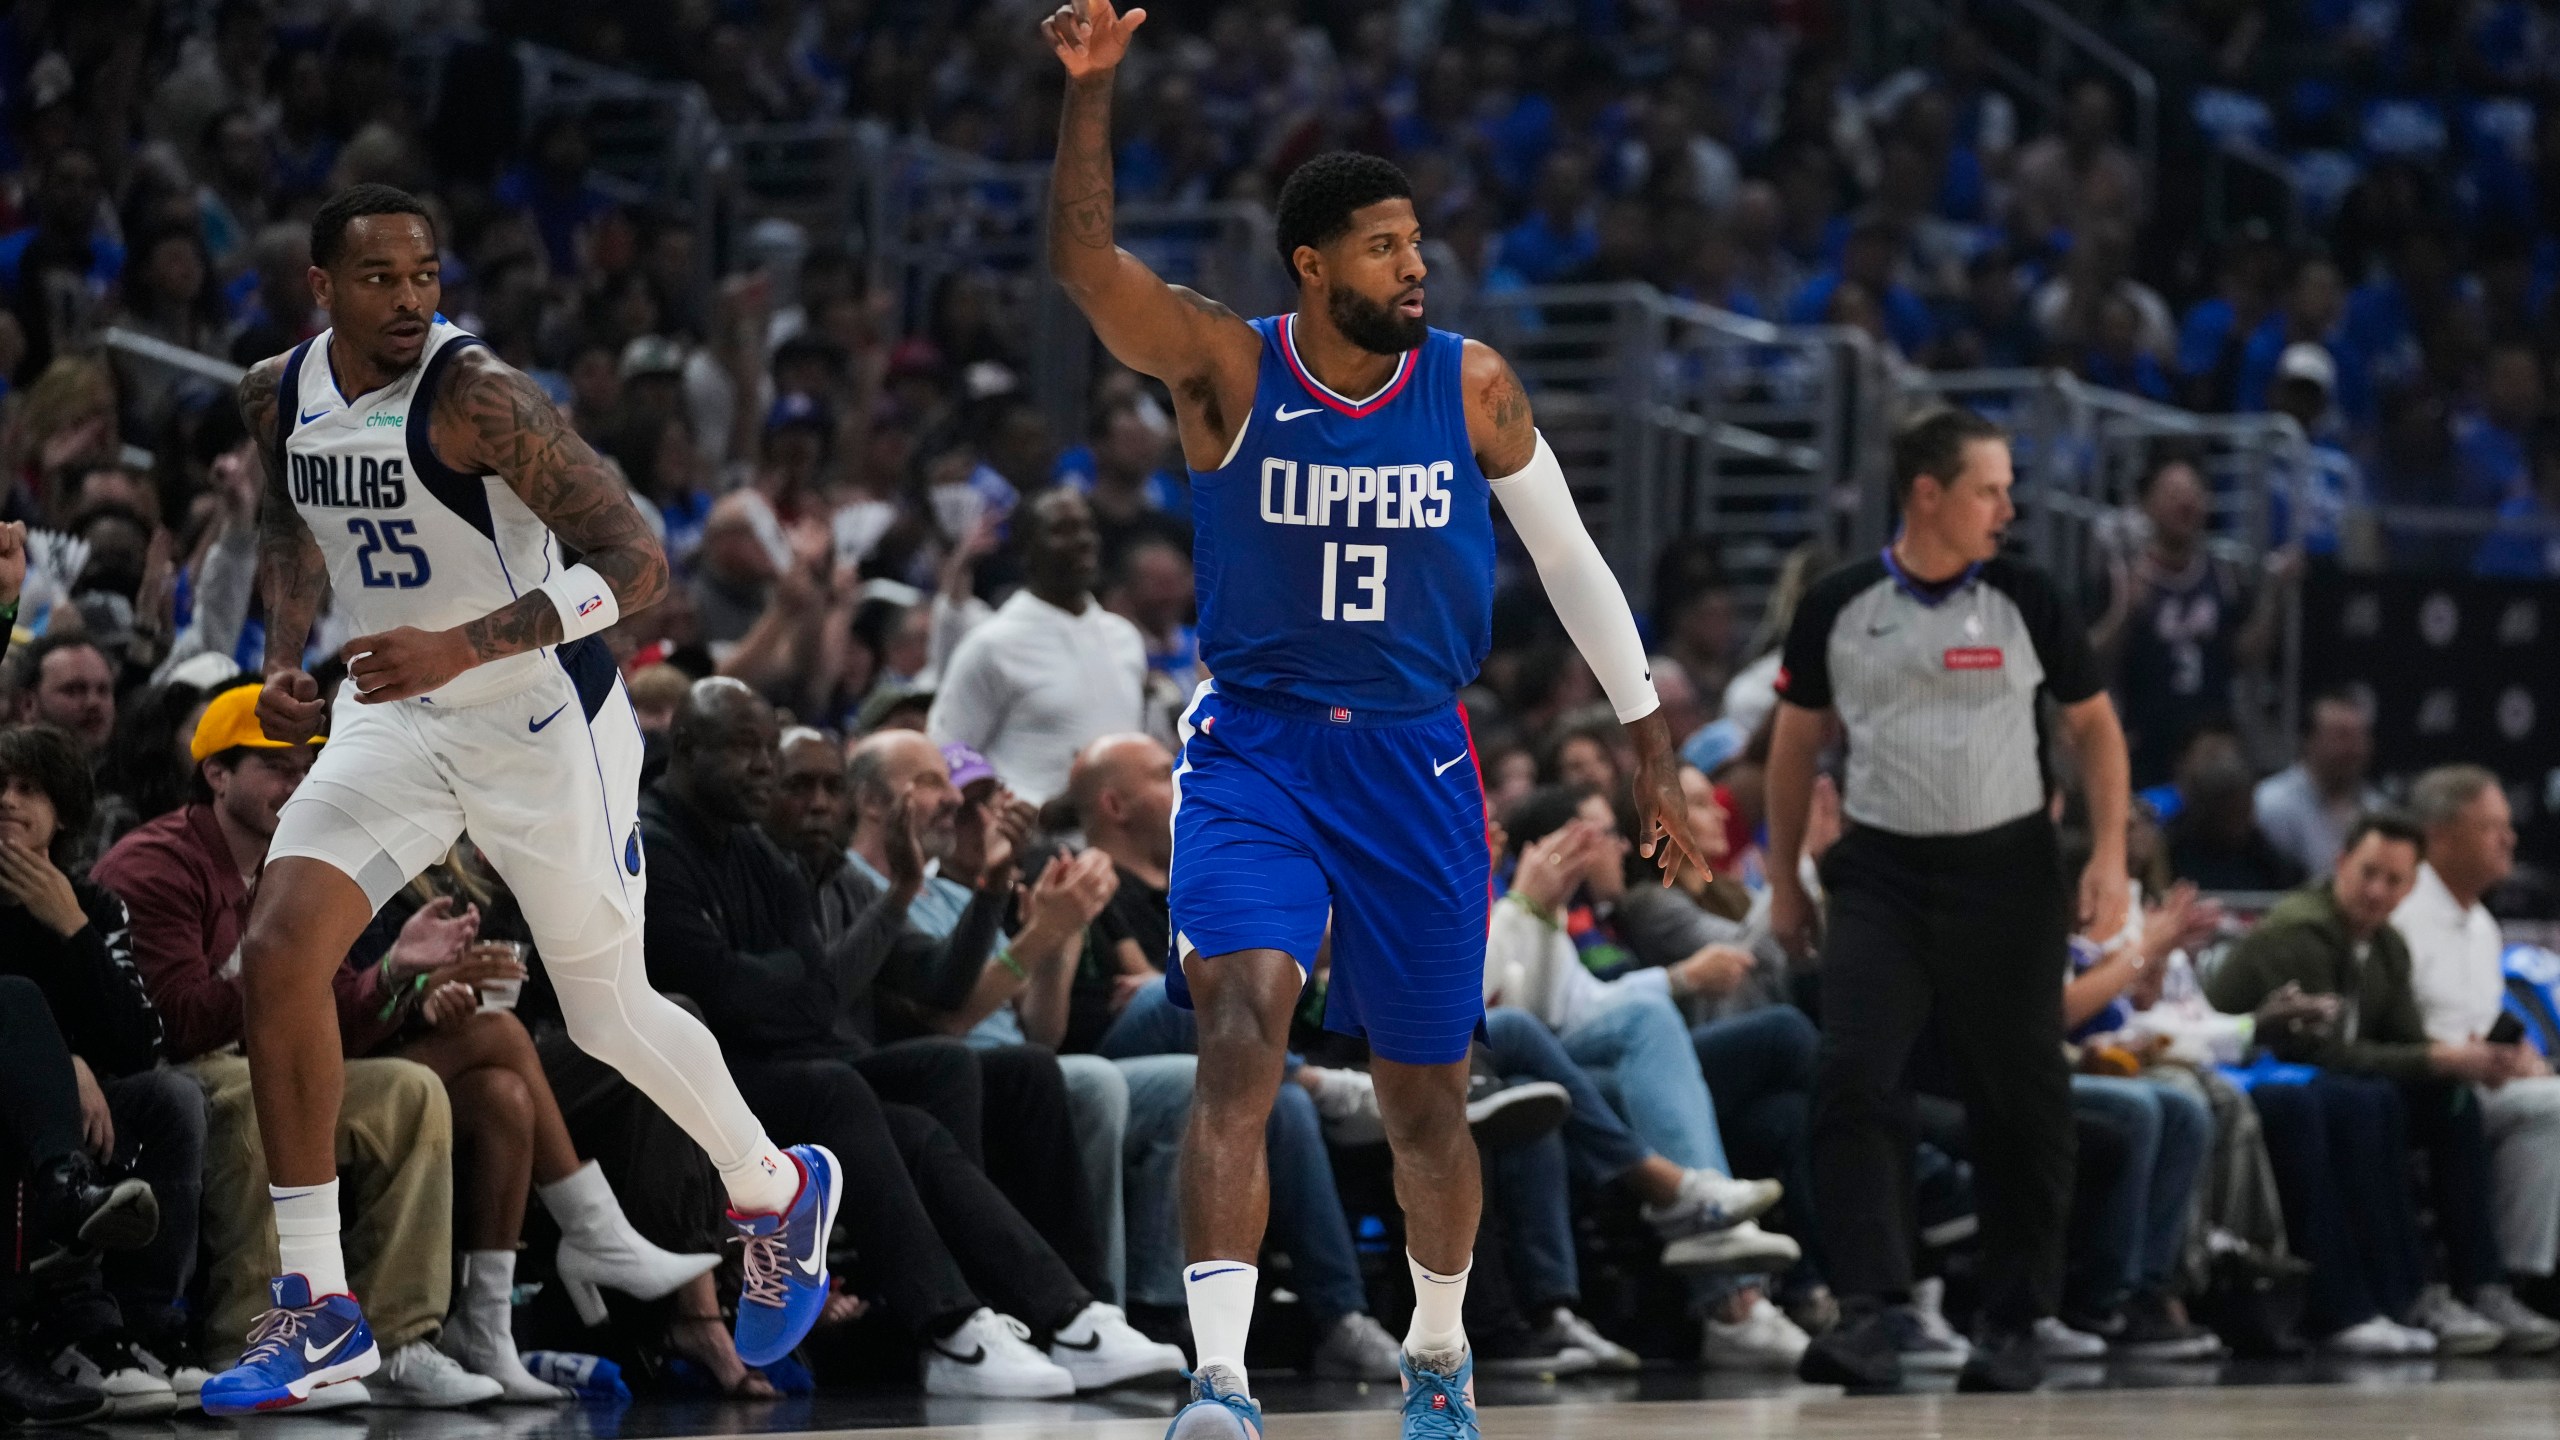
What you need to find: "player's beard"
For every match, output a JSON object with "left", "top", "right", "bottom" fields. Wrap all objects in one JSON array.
[{"left": 1330, "top": 284, "right": 1426, "bottom": 355}]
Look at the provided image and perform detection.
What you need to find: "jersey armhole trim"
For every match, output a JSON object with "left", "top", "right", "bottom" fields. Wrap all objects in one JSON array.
[
  {"left": 407, "top": 336, "right": 498, "bottom": 540},
  {"left": 276, "top": 340, "right": 312, "bottom": 459},
  {"left": 1213, "top": 405, "right": 1253, "bottom": 471}
]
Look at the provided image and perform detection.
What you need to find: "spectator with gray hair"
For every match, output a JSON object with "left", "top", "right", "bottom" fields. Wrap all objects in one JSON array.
[{"left": 2395, "top": 765, "right": 2560, "bottom": 1348}]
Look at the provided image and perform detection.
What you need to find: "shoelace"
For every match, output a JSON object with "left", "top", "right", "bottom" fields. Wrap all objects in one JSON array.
[
  {"left": 1177, "top": 1370, "right": 1262, "bottom": 1435},
  {"left": 736, "top": 1225, "right": 790, "bottom": 1308},
  {"left": 238, "top": 1307, "right": 314, "bottom": 1367},
  {"left": 1400, "top": 1363, "right": 1474, "bottom": 1439}
]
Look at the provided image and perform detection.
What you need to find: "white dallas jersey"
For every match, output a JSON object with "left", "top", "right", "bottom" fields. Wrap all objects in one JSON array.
[{"left": 279, "top": 320, "right": 569, "bottom": 708}]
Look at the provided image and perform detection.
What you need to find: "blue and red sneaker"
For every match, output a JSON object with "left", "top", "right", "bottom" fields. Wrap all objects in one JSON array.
[
  {"left": 199, "top": 1275, "right": 379, "bottom": 1415},
  {"left": 1399, "top": 1347, "right": 1479, "bottom": 1439},
  {"left": 730, "top": 1144, "right": 842, "bottom": 1367}
]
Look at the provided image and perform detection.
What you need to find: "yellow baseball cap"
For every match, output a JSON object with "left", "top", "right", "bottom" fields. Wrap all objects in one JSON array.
[{"left": 189, "top": 683, "right": 326, "bottom": 763}]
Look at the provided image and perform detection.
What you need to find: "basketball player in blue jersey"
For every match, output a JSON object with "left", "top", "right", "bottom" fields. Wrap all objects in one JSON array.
[
  {"left": 1043, "top": 7, "right": 1711, "bottom": 1437},
  {"left": 200, "top": 186, "right": 838, "bottom": 1414}
]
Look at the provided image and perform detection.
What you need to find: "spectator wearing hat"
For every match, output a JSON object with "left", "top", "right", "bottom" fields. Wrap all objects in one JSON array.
[
  {"left": 929, "top": 488, "right": 1147, "bottom": 806},
  {"left": 2266, "top": 342, "right": 2371, "bottom": 559},
  {"left": 90, "top": 683, "right": 476, "bottom": 1399},
  {"left": 2396, "top": 765, "right": 2560, "bottom": 1348}
]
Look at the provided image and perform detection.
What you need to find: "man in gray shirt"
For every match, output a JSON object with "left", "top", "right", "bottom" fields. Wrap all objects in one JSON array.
[{"left": 2253, "top": 685, "right": 2385, "bottom": 878}]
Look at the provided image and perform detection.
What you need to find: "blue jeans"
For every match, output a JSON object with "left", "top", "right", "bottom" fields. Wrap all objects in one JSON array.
[
  {"left": 1694, "top": 1006, "right": 1823, "bottom": 1286},
  {"left": 1090, "top": 978, "right": 1363, "bottom": 1324},
  {"left": 1480, "top": 1007, "right": 1650, "bottom": 1183},
  {"left": 1560, "top": 995, "right": 1732, "bottom": 1177},
  {"left": 1482, "top": 1006, "right": 1659, "bottom": 1310},
  {"left": 2070, "top": 1073, "right": 2210, "bottom": 1307}
]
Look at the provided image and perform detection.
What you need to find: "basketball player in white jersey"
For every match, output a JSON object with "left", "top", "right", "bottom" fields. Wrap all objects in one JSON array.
[{"left": 199, "top": 186, "right": 839, "bottom": 1415}]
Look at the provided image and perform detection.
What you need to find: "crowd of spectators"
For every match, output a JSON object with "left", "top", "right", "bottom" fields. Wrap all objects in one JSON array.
[{"left": 4, "top": 0, "right": 2560, "bottom": 1423}]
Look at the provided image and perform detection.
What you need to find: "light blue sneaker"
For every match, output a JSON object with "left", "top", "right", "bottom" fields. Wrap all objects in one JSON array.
[
  {"left": 1164, "top": 1363, "right": 1262, "bottom": 1439},
  {"left": 199, "top": 1275, "right": 379, "bottom": 1415},
  {"left": 1399, "top": 1348, "right": 1478, "bottom": 1439},
  {"left": 730, "top": 1144, "right": 842, "bottom": 1367}
]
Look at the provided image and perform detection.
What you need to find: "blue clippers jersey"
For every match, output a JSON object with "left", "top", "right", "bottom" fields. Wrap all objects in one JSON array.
[{"left": 1189, "top": 315, "right": 1494, "bottom": 717}]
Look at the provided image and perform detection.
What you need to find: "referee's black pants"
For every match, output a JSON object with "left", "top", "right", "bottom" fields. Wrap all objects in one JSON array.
[{"left": 1809, "top": 812, "right": 2076, "bottom": 1329}]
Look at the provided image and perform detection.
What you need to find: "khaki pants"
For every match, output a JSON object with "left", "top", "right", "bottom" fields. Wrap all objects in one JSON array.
[{"left": 192, "top": 1053, "right": 453, "bottom": 1365}]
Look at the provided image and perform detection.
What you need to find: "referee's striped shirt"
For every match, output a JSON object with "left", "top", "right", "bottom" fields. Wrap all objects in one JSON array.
[{"left": 1774, "top": 550, "right": 2102, "bottom": 838}]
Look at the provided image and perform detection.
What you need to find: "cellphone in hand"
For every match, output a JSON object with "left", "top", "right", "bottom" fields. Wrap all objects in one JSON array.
[{"left": 2487, "top": 1012, "right": 2527, "bottom": 1047}]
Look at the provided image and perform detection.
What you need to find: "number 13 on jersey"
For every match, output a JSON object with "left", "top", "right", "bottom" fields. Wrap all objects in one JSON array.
[{"left": 1321, "top": 542, "right": 1387, "bottom": 622}]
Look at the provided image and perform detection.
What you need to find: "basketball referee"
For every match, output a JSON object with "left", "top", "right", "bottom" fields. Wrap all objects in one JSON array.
[{"left": 1765, "top": 408, "right": 2131, "bottom": 1392}]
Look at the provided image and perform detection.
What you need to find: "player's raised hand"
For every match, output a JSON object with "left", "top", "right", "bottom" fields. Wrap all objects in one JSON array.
[
  {"left": 344, "top": 625, "right": 475, "bottom": 704},
  {"left": 1042, "top": 0, "right": 1147, "bottom": 78},
  {"left": 258, "top": 668, "right": 327, "bottom": 743},
  {"left": 1627, "top": 711, "right": 1711, "bottom": 890}
]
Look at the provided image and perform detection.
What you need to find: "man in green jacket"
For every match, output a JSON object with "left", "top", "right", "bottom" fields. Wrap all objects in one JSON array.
[{"left": 2206, "top": 810, "right": 2531, "bottom": 1353}]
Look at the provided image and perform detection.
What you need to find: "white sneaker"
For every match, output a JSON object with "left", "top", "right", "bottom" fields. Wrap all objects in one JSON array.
[
  {"left": 51, "top": 1338, "right": 177, "bottom": 1418},
  {"left": 371, "top": 1341, "right": 505, "bottom": 1408},
  {"left": 168, "top": 1363, "right": 211, "bottom": 1413},
  {"left": 1047, "top": 1302, "right": 1186, "bottom": 1390},
  {"left": 923, "top": 1309, "right": 1076, "bottom": 1398},
  {"left": 2409, "top": 1282, "right": 2505, "bottom": 1356},
  {"left": 1895, "top": 1279, "right": 1972, "bottom": 1371},
  {"left": 1550, "top": 1308, "right": 1641, "bottom": 1373},
  {"left": 2032, "top": 1316, "right": 2107, "bottom": 1360},
  {"left": 2472, "top": 1284, "right": 2560, "bottom": 1355},
  {"left": 1703, "top": 1294, "right": 1812, "bottom": 1371},
  {"left": 2323, "top": 1315, "right": 2431, "bottom": 1356},
  {"left": 1660, "top": 1219, "right": 1801, "bottom": 1273},
  {"left": 1643, "top": 1169, "right": 1783, "bottom": 1239},
  {"left": 1309, "top": 1311, "right": 1404, "bottom": 1381},
  {"left": 1304, "top": 1068, "right": 1385, "bottom": 1146}
]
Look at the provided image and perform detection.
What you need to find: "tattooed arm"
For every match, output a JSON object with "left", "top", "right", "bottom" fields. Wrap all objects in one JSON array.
[
  {"left": 240, "top": 358, "right": 332, "bottom": 741},
  {"left": 1461, "top": 340, "right": 1539, "bottom": 477},
  {"left": 339, "top": 347, "right": 666, "bottom": 704},
  {"left": 1041, "top": 1, "right": 1256, "bottom": 463}
]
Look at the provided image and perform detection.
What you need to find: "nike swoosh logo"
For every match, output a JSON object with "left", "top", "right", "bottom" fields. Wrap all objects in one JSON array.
[
  {"left": 1052, "top": 1333, "right": 1103, "bottom": 1353},
  {"left": 1186, "top": 1264, "right": 1251, "bottom": 1283},
  {"left": 1433, "top": 754, "right": 1467, "bottom": 776},
  {"left": 1274, "top": 404, "right": 1320, "bottom": 421},
  {"left": 934, "top": 1343, "right": 987, "bottom": 1365},
  {"left": 1867, "top": 624, "right": 1898, "bottom": 637},
  {"left": 528, "top": 703, "right": 569, "bottom": 733},
  {"left": 303, "top": 1334, "right": 343, "bottom": 1364},
  {"left": 299, "top": 407, "right": 329, "bottom": 424}
]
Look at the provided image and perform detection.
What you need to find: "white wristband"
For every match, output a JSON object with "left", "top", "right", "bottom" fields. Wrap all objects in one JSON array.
[{"left": 538, "top": 563, "right": 621, "bottom": 642}]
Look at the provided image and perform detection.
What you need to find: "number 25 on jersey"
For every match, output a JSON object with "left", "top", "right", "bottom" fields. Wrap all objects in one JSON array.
[
  {"left": 1321, "top": 542, "right": 1386, "bottom": 622},
  {"left": 347, "top": 517, "right": 432, "bottom": 589}
]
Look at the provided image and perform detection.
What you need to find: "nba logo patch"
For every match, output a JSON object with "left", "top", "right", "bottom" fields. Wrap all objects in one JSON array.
[
  {"left": 578, "top": 594, "right": 605, "bottom": 618},
  {"left": 1330, "top": 706, "right": 1352, "bottom": 724}
]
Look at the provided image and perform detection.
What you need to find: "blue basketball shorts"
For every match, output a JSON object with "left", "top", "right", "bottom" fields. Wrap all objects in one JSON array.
[{"left": 1164, "top": 681, "right": 1492, "bottom": 1065}]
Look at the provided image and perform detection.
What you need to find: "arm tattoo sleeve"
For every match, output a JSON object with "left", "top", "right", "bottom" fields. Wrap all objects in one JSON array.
[
  {"left": 240, "top": 363, "right": 327, "bottom": 673},
  {"left": 440, "top": 354, "right": 669, "bottom": 664}
]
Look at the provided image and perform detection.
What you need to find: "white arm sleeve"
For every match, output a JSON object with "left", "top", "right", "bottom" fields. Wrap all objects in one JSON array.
[{"left": 1487, "top": 430, "right": 1661, "bottom": 723}]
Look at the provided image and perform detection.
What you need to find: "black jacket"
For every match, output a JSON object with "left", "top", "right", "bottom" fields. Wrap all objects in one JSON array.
[
  {"left": 1, "top": 880, "right": 163, "bottom": 1077},
  {"left": 639, "top": 783, "right": 908, "bottom": 1060}
]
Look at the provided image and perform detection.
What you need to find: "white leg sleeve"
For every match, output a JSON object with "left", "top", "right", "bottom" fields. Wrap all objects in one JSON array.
[{"left": 538, "top": 898, "right": 769, "bottom": 1174}]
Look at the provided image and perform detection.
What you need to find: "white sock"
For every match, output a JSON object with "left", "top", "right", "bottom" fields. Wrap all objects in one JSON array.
[
  {"left": 272, "top": 1181, "right": 349, "bottom": 1299},
  {"left": 1405, "top": 1253, "right": 1470, "bottom": 1359},
  {"left": 1183, "top": 1260, "right": 1259, "bottom": 1391},
  {"left": 718, "top": 1143, "right": 799, "bottom": 1216}
]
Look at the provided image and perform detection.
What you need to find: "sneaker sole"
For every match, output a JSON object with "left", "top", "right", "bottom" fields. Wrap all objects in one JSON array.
[
  {"left": 1467, "top": 1083, "right": 1570, "bottom": 1149},
  {"left": 201, "top": 1347, "right": 381, "bottom": 1416},
  {"left": 2501, "top": 1330, "right": 2560, "bottom": 1356},
  {"left": 1476, "top": 1347, "right": 1598, "bottom": 1378},
  {"left": 1661, "top": 1233, "right": 1802, "bottom": 1274}
]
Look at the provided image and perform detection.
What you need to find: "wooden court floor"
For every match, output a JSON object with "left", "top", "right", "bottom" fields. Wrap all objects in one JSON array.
[{"left": 815, "top": 1379, "right": 2560, "bottom": 1439}]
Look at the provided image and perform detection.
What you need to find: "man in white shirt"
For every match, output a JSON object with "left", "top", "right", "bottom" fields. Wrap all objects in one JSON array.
[
  {"left": 2255, "top": 686, "right": 2387, "bottom": 877},
  {"left": 928, "top": 489, "right": 1148, "bottom": 805},
  {"left": 2397, "top": 763, "right": 2560, "bottom": 1346}
]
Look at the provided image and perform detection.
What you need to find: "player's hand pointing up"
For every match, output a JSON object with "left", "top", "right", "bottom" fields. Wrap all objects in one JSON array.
[{"left": 1042, "top": 0, "right": 1147, "bottom": 78}]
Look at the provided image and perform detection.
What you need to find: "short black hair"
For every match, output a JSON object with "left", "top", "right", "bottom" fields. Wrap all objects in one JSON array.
[
  {"left": 9, "top": 629, "right": 108, "bottom": 696},
  {"left": 1891, "top": 406, "right": 2004, "bottom": 506},
  {"left": 0, "top": 723, "right": 95, "bottom": 869},
  {"left": 2341, "top": 809, "right": 2426, "bottom": 860},
  {"left": 310, "top": 184, "right": 436, "bottom": 271},
  {"left": 1273, "top": 152, "right": 1414, "bottom": 287}
]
